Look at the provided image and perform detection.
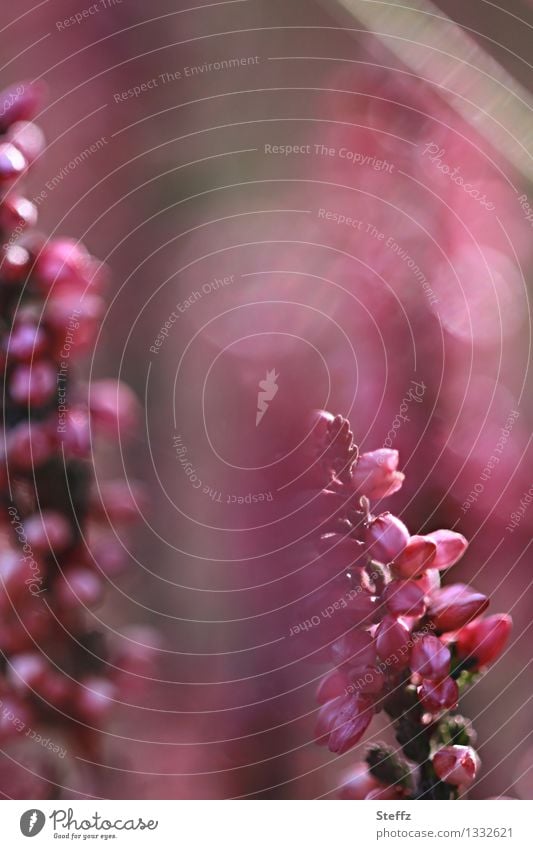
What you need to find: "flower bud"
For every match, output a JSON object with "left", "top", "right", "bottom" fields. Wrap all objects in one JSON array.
[
  {"left": 423, "top": 529, "right": 468, "bottom": 570},
  {"left": 315, "top": 694, "right": 374, "bottom": 754},
  {"left": 365, "top": 512, "right": 410, "bottom": 564},
  {"left": 455, "top": 614, "right": 512, "bottom": 668},
  {"left": 410, "top": 635, "right": 451, "bottom": 680},
  {"left": 88, "top": 379, "right": 140, "bottom": 440},
  {"left": 351, "top": 449, "right": 405, "bottom": 499},
  {"left": 6, "top": 121, "right": 45, "bottom": 164},
  {"left": 418, "top": 676, "right": 458, "bottom": 713},
  {"left": 316, "top": 669, "right": 349, "bottom": 704},
  {"left": 383, "top": 580, "right": 426, "bottom": 618},
  {"left": 428, "top": 584, "right": 489, "bottom": 632},
  {"left": 23, "top": 511, "right": 72, "bottom": 554},
  {"left": 432, "top": 745, "right": 480, "bottom": 787},
  {"left": 375, "top": 615, "right": 411, "bottom": 667},
  {"left": 394, "top": 535, "right": 437, "bottom": 578},
  {"left": 56, "top": 568, "right": 103, "bottom": 610},
  {"left": 0, "top": 142, "right": 27, "bottom": 183},
  {"left": 330, "top": 628, "right": 377, "bottom": 671}
]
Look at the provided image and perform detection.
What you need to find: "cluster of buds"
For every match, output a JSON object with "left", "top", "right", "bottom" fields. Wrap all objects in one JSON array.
[
  {"left": 0, "top": 81, "right": 157, "bottom": 797},
  {"left": 298, "top": 411, "right": 511, "bottom": 799}
]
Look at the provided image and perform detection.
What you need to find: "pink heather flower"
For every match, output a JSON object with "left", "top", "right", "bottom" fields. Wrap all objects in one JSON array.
[
  {"left": 351, "top": 449, "right": 405, "bottom": 499},
  {"left": 375, "top": 615, "right": 411, "bottom": 667},
  {"left": 383, "top": 579, "right": 426, "bottom": 618},
  {"left": 330, "top": 629, "right": 377, "bottom": 671},
  {"left": 433, "top": 745, "right": 480, "bottom": 787},
  {"left": 23, "top": 511, "right": 72, "bottom": 553},
  {"left": 0, "top": 81, "right": 152, "bottom": 797},
  {"left": 423, "top": 530, "right": 469, "bottom": 570},
  {"left": 418, "top": 677, "right": 459, "bottom": 714},
  {"left": 365, "top": 512, "right": 410, "bottom": 563},
  {"left": 316, "top": 670, "right": 350, "bottom": 704},
  {"left": 455, "top": 614, "right": 512, "bottom": 668},
  {"left": 393, "top": 535, "right": 437, "bottom": 578},
  {"left": 88, "top": 379, "right": 141, "bottom": 440},
  {"left": 410, "top": 635, "right": 451, "bottom": 681},
  {"left": 315, "top": 694, "right": 374, "bottom": 754},
  {"left": 428, "top": 584, "right": 489, "bottom": 632}
]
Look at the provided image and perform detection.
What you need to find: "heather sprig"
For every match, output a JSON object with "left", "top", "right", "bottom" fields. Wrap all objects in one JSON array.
[
  {"left": 304, "top": 411, "right": 511, "bottom": 800},
  {"left": 0, "top": 81, "right": 157, "bottom": 798}
]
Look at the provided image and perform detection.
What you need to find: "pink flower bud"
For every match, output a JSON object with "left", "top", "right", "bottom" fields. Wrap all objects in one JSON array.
[
  {"left": 316, "top": 669, "right": 349, "bottom": 704},
  {"left": 455, "top": 614, "right": 512, "bottom": 668},
  {"left": 34, "top": 238, "right": 91, "bottom": 294},
  {"left": 0, "top": 194, "right": 37, "bottom": 233},
  {"left": 88, "top": 379, "right": 140, "bottom": 440},
  {"left": 428, "top": 584, "right": 489, "bottom": 632},
  {"left": 91, "top": 480, "right": 146, "bottom": 524},
  {"left": 23, "top": 511, "right": 72, "bottom": 554},
  {"left": 423, "top": 529, "right": 468, "bottom": 570},
  {"left": 375, "top": 615, "right": 411, "bottom": 667},
  {"left": 365, "top": 512, "right": 410, "bottom": 564},
  {"left": 7, "top": 321, "right": 47, "bottom": 362},
  {"left": 394, "top": 535, "right": 437, "bottom": 578},
  {"left": 76, "top": 677, "right": 116, "bottom": 724},
  {"left": 433, "top": 745, "right": 480, "bottom": 787},
  {"left": 337, "top": 762, "right": 381, "bottom": 799},
  {"left": 9, "top": 360, "right": 56, "bottom": 407},
  {"left": 56, "top": 568, "right": 103, "bottom": 610},
  {"left": 414, "top": 568, "right": 441, "bottom": 595},
  {"left": 410, "top": 635, "right": 451, "bottom": 680},
  {"left": 383, "top": 580, "right": 426, "bottom": 618},
  {"left": 6, "top": 120, "right": 45, "bottom": 164},
  {"left": 1, "top": 244, "right": 32, "bottom": 284},
  {"left": 330, "top": 628, "right": 377, "bottom": 671},
  {"left": 8, "top": 652, "right": 48, "bottom": 691},
  {"left": 0, "top": 142, "right": 27, "bottom": 183},
  {"left": 59, "top": 409, "right": 91, "bottom": 458},
  {"left": 351, "top": 449, "right": 405, "bottom": 499},
  {"left": 7, "top": 421, "right": 54, "bottom": 470},
  {"left": 418, "top": 676, "right": 459, "bottom": 713},
  {"left": 315, "top": 694, "right": 374, "bottom": 754}
]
